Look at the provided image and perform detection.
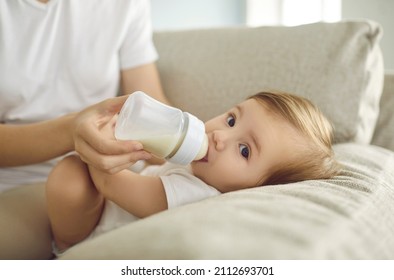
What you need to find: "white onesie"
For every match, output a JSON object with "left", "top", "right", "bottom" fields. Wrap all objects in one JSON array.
[{"left": 89, "top": 162, "right": 221, "bottom": 239}]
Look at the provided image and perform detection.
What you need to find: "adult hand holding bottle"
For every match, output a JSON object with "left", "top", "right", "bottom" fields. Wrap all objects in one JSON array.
[
  {"left": 73, "top": 95, "right": 152, "bottom": 174},
  {"left": 0, "top": 95, "right": 152, "bottom": 174}
]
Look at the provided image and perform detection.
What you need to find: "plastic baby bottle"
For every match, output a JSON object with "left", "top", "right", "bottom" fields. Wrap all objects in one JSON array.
[{"left": 115, "top": 91, "right": 208, "bottom": 165}]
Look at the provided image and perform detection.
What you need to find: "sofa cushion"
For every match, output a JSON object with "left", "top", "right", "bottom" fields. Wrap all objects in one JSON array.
[
  {"left": 0, "top": 183, "right": 52, "bottom": 260},
  {"left": 153, "top": 20, "right": 384, "bottom": 144},
  {"left": 372, "top": 72, "right": 394, "bottom": 152},
  {"left": 60, "top": 143, "right": 394, "bottom": 259}
]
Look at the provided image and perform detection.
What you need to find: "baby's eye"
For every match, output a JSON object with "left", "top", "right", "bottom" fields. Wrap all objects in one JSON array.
[
  {"left": 226, "top": 115, "right": 235, "bottom": 127},
  {"left": 239, "top": 144, "right": 250, "bottom": 159}
]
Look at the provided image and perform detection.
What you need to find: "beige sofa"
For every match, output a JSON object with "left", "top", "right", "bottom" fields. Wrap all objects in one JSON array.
[{"left": 1, "top": 20, "right": 394, "bottom": 259}]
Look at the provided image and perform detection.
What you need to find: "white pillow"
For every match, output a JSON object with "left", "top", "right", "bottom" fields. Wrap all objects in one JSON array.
[{"left": 154, "top": 20, "right": 384, "bottom": 144}]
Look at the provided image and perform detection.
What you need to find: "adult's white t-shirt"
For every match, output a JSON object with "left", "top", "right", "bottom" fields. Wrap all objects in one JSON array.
[{"left": 0, "top": 0, "right": 158, "bottom": 191}]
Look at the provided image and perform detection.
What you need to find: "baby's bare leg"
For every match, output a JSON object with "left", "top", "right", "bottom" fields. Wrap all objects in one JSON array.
[{"left": 46, "top": 155, "right": 104, "bottom": 252}]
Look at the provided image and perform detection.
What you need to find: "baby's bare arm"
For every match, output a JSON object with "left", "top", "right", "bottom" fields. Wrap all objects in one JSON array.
[{"left": 88, "top": 166, "right": 167, "bottom": 218}]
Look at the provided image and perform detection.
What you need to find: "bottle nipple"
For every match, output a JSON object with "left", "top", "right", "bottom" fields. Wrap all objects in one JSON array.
[{"left": 194, "top": 134, "right": 208, "bottom": 161}]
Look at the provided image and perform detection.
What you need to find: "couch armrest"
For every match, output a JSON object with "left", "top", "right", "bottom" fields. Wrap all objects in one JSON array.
[{"left": 371, "top": 72, "right": 394, "bottom": 152}]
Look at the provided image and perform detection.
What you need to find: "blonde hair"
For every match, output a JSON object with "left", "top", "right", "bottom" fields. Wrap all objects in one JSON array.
[{"left": 250, "top": 91, "right": 340, "bottom": 185}]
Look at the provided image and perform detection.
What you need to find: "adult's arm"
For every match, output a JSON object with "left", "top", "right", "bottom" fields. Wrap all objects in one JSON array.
[
  {"left": 121, "top": 62, "right": 170, "bottom": 105},
  {"left": 0, "top": 96, "right": 152, "bottom": 173},
  {"left": 0, "top": 115, "right": 74, "bottom": 167},
  {"left": 0, "top": 63, "right": 166, "bottom": 169}
]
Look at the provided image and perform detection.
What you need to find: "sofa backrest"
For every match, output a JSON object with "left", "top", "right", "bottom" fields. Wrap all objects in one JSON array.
[
  {"left": 154, "top": 20, "right": 384, "bottom": 145},
  {"left": 372, "top": 72, "right": 394, "bottom": 152}
]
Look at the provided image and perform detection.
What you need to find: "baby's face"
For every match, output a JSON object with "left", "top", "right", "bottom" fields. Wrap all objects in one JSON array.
[{"left": 191, "top": 99, "right": 307, "bottom": 193}]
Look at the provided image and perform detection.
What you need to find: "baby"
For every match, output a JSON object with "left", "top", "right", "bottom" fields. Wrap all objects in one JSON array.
[{"left": 46, "top": 91, "right": 339, "bottom": 255}]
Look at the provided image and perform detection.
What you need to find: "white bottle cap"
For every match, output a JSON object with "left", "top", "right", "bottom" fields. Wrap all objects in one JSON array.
[{"left": 168, "top": 112, "right": 207, "bottom": 165}]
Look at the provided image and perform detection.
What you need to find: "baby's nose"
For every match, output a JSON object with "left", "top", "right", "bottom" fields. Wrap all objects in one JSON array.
[{"left": 213, "top": 130, "right": 228, "bottom": 151}]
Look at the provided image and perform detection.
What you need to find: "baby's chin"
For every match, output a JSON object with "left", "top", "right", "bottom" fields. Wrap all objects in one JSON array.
[
  {"left": 190, "top": 162, "right": 212, "bottom": 183},
  {"left": 190, "top": 161, "right": 203, "bottom": 177}
]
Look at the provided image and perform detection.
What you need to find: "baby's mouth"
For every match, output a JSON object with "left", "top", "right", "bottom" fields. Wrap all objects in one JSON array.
[{"left": 197, "top": 148, "right": 209, "bottom": 162}]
